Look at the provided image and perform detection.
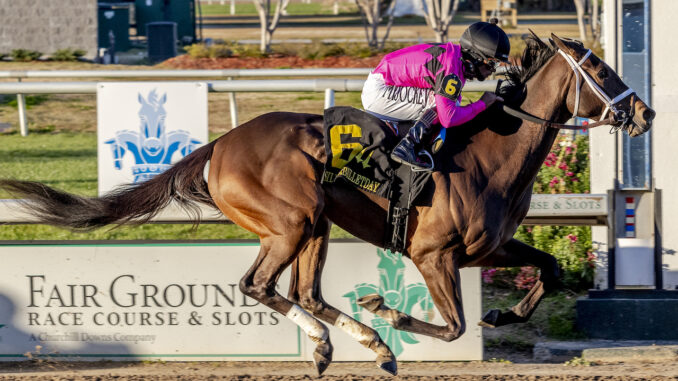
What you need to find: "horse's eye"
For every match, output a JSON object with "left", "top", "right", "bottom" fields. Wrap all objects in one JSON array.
[{"left": 597, "top": 68, "right": 608, "bottom": 80}]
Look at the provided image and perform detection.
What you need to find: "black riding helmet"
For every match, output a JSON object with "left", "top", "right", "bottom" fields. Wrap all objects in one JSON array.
[{"left": 460, "top": 20, "right": 510, "bottom": 63}]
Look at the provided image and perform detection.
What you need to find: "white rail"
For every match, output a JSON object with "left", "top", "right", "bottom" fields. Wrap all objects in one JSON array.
[
  {"left": 0, "top": 68, "right": 373, "bottom": 79},
  {"left": 0, "top": 78, "right": 497, "bottom": 136},
  {"left": 0, "top": 194, "right": 609, "bottom": 226},
  {"left": 0, "top": 67, "right": 508, "bottom": 79},
  {"left": 0, "top": 67, "right": 509, "bottom": 136},
  {"left": 0, "top": 79, "right": 496, "bottom": 94}
]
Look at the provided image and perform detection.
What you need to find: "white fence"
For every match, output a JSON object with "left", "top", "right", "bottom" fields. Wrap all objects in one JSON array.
[
  {"left": 0, "top": 194, "right": 609, "bottom": 226},
  {"left": 0, "top": 68, "right": 508, "bottom": 136}
]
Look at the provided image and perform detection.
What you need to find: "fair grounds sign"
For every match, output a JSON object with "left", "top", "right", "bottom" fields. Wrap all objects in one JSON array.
[
  {"left": 0, "top": 243, "right": 481, "bottom": 361},
  {"left": 0, "top": 82, "right": 609, "bottom": 361}
]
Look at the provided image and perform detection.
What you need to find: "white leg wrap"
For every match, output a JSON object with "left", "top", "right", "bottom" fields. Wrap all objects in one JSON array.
[
  {"left": 286, "top": 305, "right": 329, "bottom": 342},
  {"left": 335, "top": 313, "right": 377, "bottom": 344}
]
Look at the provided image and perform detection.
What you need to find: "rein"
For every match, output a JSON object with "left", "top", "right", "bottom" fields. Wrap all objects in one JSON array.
[{"left": 501, "top": 104, "right": 617, "bottom": 130}]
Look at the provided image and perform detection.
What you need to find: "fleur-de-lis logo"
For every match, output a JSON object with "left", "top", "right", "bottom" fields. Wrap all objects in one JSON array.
[
  {"left": 343, "top": 249, "right": 435, "bottom": 357},
  {"left": 104, "top": 89, "right": 202, "bottom": 183}
]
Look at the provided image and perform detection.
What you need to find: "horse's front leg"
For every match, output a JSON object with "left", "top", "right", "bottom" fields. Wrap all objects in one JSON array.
[
  {"left": 469, "top": 238, "right": 560, "bottom": 328},
  {"left": 358, "top": 249, "right": 465, "bottom": 342}
]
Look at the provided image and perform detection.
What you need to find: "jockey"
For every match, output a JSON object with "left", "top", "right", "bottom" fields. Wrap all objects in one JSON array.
[{"left": 361, "top": 20, "right": 510, "bottom": 171}]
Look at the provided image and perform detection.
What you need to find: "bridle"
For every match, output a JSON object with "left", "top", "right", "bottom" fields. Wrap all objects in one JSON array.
[
  {"left": 558, "top": 48, "right": 636, "bottom": 131},
  {"left": 502, "top": 48, "right": 637, "bottom": 131}
]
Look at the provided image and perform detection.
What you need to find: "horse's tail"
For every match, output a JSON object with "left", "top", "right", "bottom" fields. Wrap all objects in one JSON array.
[{"left": 0, "top": 141, "right": 217, "bottom": 231}]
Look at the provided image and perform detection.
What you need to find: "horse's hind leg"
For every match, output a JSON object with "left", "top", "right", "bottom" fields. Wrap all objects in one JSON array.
[
  {"left": 240, "top": 232, "right": 333, "bottom": 375},
  {"left": 288, "top": 215, "right": 398, "bottom": 376},
  {"left": 471, "top": 238, "right": 561, "bottom": 328},
  {"left": 210, "top": 151, "right": 334, "bottom": 374}
]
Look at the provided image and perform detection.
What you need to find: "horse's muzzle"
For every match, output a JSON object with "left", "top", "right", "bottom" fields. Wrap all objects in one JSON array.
[{"left": 628, "top": 100, "right": 655, "bottom": 137}]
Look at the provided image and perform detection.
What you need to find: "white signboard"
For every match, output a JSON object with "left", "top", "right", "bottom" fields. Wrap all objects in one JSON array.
[
  {"left": 0, "top": 242, "right": 481, "bottom": 361},
  {"left": 527, "top": 194, "right": 608, "bottom": 217},
  {"left": 97, "top": 82, "right": 208, "bottom": 195}
]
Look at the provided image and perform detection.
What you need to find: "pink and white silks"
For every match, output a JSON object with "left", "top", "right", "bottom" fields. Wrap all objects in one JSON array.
[{"left": 361, "top": 42, "right": 487, "bottom": 128}]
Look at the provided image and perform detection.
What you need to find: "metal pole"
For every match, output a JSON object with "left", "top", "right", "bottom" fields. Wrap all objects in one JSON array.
[
  {"left": 655, "top": 188, "right": 663, "bottom": 290},
  {"left": 228, "top": 77, "right": 239, "bottom": 128},
  {"left": 324, "top": 88, "right": 335, "bottom": 109},
  {"left": 17, "top": 93, "right": 28, "bottom": 136},
  {"left": 607, "top": 188, "right": 616, "bottom": 290}
]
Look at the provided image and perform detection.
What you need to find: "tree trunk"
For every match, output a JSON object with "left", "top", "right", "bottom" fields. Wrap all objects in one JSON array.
[
  {"left": 573, "top": 0, "right": 588, "bottom": 41},
  {"left": 590, "top": 0, "right": 601, "bottom": 47},
  {"left": 355, "top": 0, "right": 395, "bottom": 50},
  {"left": 253, "top": 0, "right": 289, "bottom": 53},
  {"left": 424, "top": 0, "right": 459, "bottom": 43}
]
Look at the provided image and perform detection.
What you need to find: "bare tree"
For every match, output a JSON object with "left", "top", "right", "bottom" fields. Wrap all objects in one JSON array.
[
  {"left": 252, "top": 0, "right": 290, "bottom": 53},
  {"left": 588, "top": 0, "right": 601, "bottom": 47},
  {"left": 355, "top": 0, "right": 397, "bottom": 50},
  {"left": 573, "top": 0, "right": 601, "bottom": 46},
  {"left": 573, "top": 0, "right": 587, "bottom": 41},
  {"left": 423, "top": 0, "right": 460, "bottom": 43}
]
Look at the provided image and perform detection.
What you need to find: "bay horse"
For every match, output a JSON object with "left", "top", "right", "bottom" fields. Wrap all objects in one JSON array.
[{"left": 0, "top": 34, "right": 655, "bottom": 375}]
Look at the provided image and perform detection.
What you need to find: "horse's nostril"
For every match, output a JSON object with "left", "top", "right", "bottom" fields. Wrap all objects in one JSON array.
[{"left": 643, "top": 108, "right": 656, "bottom": 122}]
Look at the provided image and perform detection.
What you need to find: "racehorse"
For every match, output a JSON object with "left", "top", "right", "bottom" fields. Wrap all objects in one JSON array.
[{"left": 0, "top": 34, "right": 655, "bottom": 375}]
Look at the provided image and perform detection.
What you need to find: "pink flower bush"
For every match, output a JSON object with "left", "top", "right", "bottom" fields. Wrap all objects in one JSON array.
[
  {"left": 535, "top": 134, "right": 588, "bottom": 195},
  {"left": 482, "top": 268, "right": 497, "bottom": 284},
  {"left": 549, "top": 176, "right": 560, "bottom": 188}
]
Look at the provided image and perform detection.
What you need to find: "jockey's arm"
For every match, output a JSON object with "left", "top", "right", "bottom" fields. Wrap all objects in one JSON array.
[{"left": 434, "top": 94, "right": 487, "bottom": 127}]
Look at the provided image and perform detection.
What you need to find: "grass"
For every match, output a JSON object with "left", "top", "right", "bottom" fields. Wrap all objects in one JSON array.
[
  {"left": 482, "top": 286, "right": 587, "bottom": 358},
  {"left": 0, "top": 133, "right": 97, "bottom": 196},
  {"left": 0, "top": 129, "right": 357, "bottom": 241}
]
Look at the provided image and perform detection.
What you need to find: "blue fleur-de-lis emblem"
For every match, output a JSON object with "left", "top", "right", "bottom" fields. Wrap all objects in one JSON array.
[
  {"left": 343, "top": 249, "right": 435, "bottom": 357},
  {"left": 104, "top": 89, "right": 202, "bottom": 183}
]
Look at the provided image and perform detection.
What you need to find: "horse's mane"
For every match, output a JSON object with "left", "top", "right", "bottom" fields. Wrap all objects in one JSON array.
[{"left": 498, "top": 33, "right": 558, "bottom": 104}]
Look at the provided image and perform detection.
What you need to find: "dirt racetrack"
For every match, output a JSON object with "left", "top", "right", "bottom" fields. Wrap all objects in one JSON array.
[{"left": 1, "top": 361, "right": 677, "bottom": 380}]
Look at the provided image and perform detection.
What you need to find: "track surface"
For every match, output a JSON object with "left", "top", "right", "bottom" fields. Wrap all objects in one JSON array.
[{"left": 0, "top": 361, "right": 676, "bottom": 380}]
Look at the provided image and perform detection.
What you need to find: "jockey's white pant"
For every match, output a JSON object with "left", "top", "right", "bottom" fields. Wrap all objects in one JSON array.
[{"left": 361, "top": 72, "right": 436, "bottom": 122}]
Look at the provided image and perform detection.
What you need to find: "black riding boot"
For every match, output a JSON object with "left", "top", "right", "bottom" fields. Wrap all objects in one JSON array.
[{"left": 390, "top": 109, "right": 437, "bottom": 171}]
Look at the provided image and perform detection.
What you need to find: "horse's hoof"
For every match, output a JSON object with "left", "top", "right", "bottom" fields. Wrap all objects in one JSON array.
[
  {"left": 357, "top": 293, "right": 384, "bottom": 313},
  {"left": 478, "top": 309, "right": 501, "bottom": 328},
  {"left": 376, "top": 355, "right": 398, "bottom": 376},
  {"left": 313, "top": 342, "right": 333, "bottom": 376}
]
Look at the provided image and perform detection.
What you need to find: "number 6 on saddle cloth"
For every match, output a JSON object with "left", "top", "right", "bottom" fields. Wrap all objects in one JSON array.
[{"left": 321, "top": 106, "right": 445, "bottom": 253}]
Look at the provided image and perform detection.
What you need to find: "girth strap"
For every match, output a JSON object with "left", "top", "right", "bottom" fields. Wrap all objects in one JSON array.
[{"left": 384, "top": 164, "right": 432, "bottom": 253}]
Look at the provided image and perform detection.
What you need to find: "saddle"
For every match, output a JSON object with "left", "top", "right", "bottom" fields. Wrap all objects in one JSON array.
[{"left": 321, "top": 106, "right": 437, "bottom": 253}]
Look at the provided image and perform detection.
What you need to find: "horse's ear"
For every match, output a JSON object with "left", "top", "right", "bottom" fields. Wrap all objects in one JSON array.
[
  {"left": 550, "top": 33, "right": 576, "bottom": 55},
  {"left": 527, "top": 29, "right": 546, "bottom": 48},
  {"left": 138, "top": 93, "right": 145, "bottom": 104},
  {"left": 160, "top": 93, "right": 167, "bottom": 104}
]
